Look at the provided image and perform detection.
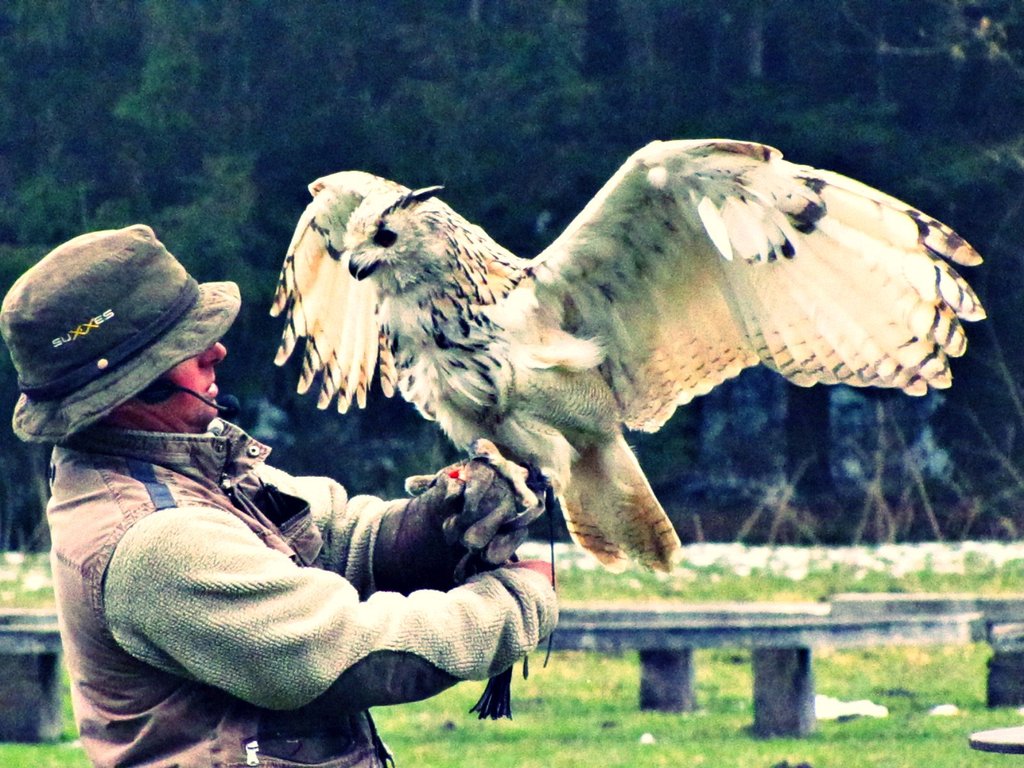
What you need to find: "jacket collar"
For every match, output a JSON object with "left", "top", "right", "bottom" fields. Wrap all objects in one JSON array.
[{"left": 61, "top": 419, "right": 272, "bottom": 487}]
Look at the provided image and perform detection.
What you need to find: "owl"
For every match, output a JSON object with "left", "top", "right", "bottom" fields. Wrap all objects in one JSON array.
[{"left": 271, "top": 139, "right": 985, "bottom": 572}]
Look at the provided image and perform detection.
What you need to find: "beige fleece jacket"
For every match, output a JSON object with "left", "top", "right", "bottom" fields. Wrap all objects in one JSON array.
[{"left": 96, "top": 439, "right": 557, "bottom": 712}]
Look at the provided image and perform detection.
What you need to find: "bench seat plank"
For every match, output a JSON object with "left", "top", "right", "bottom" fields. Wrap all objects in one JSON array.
[{"left": 553, "top": 608, "right": 982, "bottom": 652}]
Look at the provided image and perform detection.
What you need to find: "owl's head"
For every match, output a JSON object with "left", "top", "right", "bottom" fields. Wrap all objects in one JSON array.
[{"left": 343, "top": 184, "right": 454, "bottom": 292}]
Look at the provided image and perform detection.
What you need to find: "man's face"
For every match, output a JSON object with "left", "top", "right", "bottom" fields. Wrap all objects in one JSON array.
[
  {"left": 106, "top": 341, "right": 229, "bottom": 434},
  {"left": 160, "top": 342, "right": 228, "bottom": 433}
]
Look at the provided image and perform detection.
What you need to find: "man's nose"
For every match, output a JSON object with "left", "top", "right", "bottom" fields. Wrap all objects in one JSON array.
[{"left": 200, "top": 341, "right": 227, "bottom": 366}]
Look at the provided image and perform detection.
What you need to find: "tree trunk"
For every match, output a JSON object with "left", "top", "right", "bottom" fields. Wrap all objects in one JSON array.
[
  {"left": 746, "top": 0, "right": 765, "bottom": 79},
  {"left": 785, "top": 384, "right": 833, "bottom": 499}
]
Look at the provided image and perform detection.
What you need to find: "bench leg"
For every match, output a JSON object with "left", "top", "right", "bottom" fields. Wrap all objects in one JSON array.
[
  {"left": 988, "top": 651, "right": 1024, "bottom": 708},
  {"left": 0, "top": 651, "right": 63, "bottom": 745},
  {"left": 639, "top": 649, "right": 696, "bottom": 712},
  {"left": 0, "top": 652, "right": 63, "bottom": 742},
  {"left": 752, "top": 647, "right": 816, "bottom": 738}
]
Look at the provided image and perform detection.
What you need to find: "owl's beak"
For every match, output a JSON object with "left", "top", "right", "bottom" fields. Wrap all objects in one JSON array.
[{"left": 347, "top": 254, "right": 381, "bottom": 281}]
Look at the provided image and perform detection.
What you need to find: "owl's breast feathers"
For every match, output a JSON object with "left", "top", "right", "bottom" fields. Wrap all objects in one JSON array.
[{"left": 386, "top": 237, "right": 533, "bottom": 431}]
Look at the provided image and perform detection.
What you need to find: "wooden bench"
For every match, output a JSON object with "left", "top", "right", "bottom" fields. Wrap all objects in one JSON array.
[
  {"left": 0, "top": 597, "right": 1014, "bottom": 743},
  {"left": 831, "top": 593, "right": 1024, "bottom": 707},
  {"left": 0, "top": 609, "right": 63, "bottom": 742},
  {"left": 553, "top": 602, "right": 982, "bottom": 737}
]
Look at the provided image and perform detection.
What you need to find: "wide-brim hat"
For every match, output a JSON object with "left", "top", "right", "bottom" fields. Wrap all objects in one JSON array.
[{"left": 0, "top": 224, "right": 240, "bottom": 443}]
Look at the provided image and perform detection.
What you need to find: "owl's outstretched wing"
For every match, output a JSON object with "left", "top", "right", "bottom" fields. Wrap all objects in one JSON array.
[
  {"left": 531, "top": 139, "right": 985, "bottom": 433},
  {"left": 270, "top": 171, "right": 401, "bottom": 412}
]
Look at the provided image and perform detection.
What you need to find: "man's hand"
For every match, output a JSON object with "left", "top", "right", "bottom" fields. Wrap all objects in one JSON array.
[
  {"left": 505, "top": 559, "right": 554, "bottom": 585},
  {"left": 404, "top": 439, "right": 547, "bottom": 580},
  {"left": 375, "top": 440, "right": 548, "bottom": 593}
]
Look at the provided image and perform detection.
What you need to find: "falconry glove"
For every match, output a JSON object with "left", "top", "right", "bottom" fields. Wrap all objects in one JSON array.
[{"left": 374, "top": 439, "right": 546, "bottom": 592}]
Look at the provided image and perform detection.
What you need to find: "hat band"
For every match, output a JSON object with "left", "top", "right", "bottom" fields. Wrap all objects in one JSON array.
[{"left": 20, "top": 278, "right": 201, "bottom": 401}]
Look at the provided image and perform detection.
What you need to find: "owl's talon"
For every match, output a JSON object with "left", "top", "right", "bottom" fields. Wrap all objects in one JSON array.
[{"left": 469, "top": 438, "right": 540, "bottom": 512}]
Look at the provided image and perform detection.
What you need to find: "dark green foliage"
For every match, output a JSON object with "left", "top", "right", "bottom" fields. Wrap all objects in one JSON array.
[{"left": 1, "top": 0, "right": 1022, "bottom": 547}]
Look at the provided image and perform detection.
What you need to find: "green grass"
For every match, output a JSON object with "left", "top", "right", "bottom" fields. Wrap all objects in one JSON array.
[
  {"left": 372, "top": 645, "right": 1017, "bottom": 768},
  {"left": 2, "top": 547, "right": 1023, "bottom": 766},
  {"left": 0, "top": 553, "right": 58, "bottom": 609},
  {"left": 4, "top": 646, "right": 1018, "bottom": 768},
  {"left": 550, "top": 545, "right": 1024, "bottom": 603}
]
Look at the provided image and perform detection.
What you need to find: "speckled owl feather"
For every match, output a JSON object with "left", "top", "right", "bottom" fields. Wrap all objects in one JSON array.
[{"left": 271, "top": 139, "right": 985, "bottom": 572}]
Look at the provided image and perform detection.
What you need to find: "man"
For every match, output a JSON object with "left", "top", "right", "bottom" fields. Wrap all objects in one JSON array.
[{"left": 0, "top": 224, "right": 557, "bottom": 767}]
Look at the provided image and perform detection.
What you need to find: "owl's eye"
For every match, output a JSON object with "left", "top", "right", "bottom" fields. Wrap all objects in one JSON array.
[{"left": 373, "top": 224, "right": 398, "bottom": 248}]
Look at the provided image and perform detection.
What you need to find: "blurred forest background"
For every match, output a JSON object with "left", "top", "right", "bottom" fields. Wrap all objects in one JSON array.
[{"left": 2, "top": 0, "right": 1024, "bottom": 550}]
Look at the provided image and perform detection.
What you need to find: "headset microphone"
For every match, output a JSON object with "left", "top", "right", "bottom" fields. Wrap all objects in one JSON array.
[
  {"left": 211, "top": 394, "right": 241, "bottom": 421},
  {"left": 138, "top": 380, "right": 241, "bottom": 421}
]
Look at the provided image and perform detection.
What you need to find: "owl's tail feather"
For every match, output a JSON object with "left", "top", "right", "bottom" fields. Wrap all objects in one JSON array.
[{"left": 563, "top": 435, "right": 681, "bottom": 572}]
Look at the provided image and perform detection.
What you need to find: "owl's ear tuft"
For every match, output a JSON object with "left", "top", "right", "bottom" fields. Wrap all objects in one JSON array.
[
  {"left": 399, "top": 185, "right": 444, "bottom": 209},
  {"left": 381, "top": 185, "right": 445, "bottom": 219}
]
